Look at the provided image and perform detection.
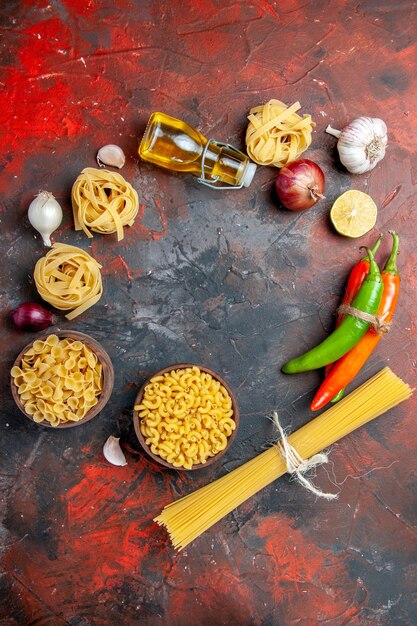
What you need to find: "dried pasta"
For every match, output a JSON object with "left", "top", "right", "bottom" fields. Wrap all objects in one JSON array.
[
  {"left": 135, "top": 366, "right": 236, "bottom": 469},
  {"left": 246, "top": 99, "right": 315, "bottom": 167},
  {"left": 34, "top": 242, "right": 103, "bottom": 320},
  {"left": 72, "top": 167, "right": 139, "bottom": 241},
  {"left": 11, "top": 335, "right": 103, "bottom": 426},
  {"left": 155, "top": 368, "right": 412, "bottom": 550}
]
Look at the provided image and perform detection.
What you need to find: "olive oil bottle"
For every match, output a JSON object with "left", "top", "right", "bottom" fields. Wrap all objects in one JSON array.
[{"left": 139, "top": 112, "right": 256, "bottom": 189}]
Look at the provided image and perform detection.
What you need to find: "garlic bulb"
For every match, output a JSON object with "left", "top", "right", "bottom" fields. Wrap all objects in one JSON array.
[
  {"left": 97, "top": 144, "right": 126, "bottom": 169},
  {"left": 103, "top": 435, "right": 128, "bottom": 466},
  {"left": 28, "top": 191, "right": 63, "bottom": 246},
  {"left": 326, "top": 117, "right": 387, "bottom": 174}
]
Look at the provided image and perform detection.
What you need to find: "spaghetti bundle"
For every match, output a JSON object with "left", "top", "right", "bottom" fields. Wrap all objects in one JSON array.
[
  {"left": 155, "top": 368, "right": 412, "bottom": 550},
  {"left": 34, "top": 243, "right": 103, "bottom": 320},
  {"left": 72, "top": 167, "right": 139, "bottom": 241},
  {"left": 246, "top": 100, "right": 314, "bottom": 167}
]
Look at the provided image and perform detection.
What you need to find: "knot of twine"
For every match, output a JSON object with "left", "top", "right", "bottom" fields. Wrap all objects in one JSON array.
[
  {"left": 272, "top": 412, "right": 337, "bottom": 500},
  {"left": 337, "top": 304, "right": 391, "bottom": 335}
]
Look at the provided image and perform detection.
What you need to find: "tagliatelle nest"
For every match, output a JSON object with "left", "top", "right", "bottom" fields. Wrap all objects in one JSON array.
[
  {"left": 245, "top": 100, "right": 315, "bottom": 168},
  {"left": 34, "top": 243, "right": 103, "bottom": 320},
  {"left": 72, "top": 167, "right": 139, "bottom": 241}
]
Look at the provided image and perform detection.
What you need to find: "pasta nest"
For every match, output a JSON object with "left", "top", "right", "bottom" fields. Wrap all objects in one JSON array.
[
  {"left": 34, "top": 243, "right": 103, "bottom": 320},
  {"left": 72, "top": 167, "right": 139, "bottom": 241},
  {"left": 245, "top": 99, "right": 315, "bottom": 168}
]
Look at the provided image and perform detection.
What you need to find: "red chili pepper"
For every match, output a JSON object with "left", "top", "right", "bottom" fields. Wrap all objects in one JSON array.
[
  {"left": 311, "top": 231, "right": 400, "bottom": 411},
  {"left": 335, "top": 235, "right": 383, "bottom": 322},
  {"left": 323, "top": 235, "right": 383, "bottom": 398}
]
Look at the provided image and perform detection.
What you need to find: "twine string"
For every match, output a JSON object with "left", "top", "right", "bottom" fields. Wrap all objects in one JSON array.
[
  {"left": 337, "top": 304, "right": 390, "bottom": 335},
  {"left": 272, "top": 412, "right": 338, "bottom": 500}
]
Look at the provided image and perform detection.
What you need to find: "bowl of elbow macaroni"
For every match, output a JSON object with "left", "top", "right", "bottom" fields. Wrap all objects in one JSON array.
[{"left": 133, "top": 364, "right": 239, "bottom": 470}]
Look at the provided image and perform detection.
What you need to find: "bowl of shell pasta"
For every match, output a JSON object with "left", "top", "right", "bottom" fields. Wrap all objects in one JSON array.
[
  {"left": 11, "top": 331, "right": 114, "bottom": 428},
  {"left": 133, "top": 364, "right": 239, "bottom": 470}
]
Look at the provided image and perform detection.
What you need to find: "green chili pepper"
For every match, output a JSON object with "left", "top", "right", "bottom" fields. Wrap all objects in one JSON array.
[
  {"left": 282, "top": 248, "right": 383, "bottom": 374},
  {"left": 330, "top": 389, "right": 345, "bottom": 403}
]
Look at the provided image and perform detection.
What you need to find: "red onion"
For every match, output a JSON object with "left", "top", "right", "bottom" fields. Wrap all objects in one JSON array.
[
  {"left": 11, "top": 302, "right": 56, "bottom": 331},
  {"left": 275, "top": 159, "right": 325, "bottom": 211}
]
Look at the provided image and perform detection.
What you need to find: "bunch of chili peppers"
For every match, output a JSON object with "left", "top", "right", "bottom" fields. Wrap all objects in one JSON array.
[{"left": 282, "top": 231, "right": 400, "bottom": 410}]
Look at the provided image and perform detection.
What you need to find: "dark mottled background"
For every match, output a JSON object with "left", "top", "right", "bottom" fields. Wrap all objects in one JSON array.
[{"left": 1, "top": 1, "right": 416, "bottom": 624}]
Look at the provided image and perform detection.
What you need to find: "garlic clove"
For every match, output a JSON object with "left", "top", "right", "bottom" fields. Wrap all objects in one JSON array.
[
  {"left": 97, "top": 144, "right": 126, "bottom": 169},
  {"left": 371, "top": 118, "right": 388, "bottom": 139},
  {"left": 103, "top": 435, "right": 128, "bottom": 466},
  {"left": 338, "top": 145, "right": 372, "bottom": 175}
]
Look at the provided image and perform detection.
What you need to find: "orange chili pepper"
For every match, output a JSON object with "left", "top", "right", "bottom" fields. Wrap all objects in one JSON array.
[
  {"left": 311, "top": 231, "right": 400, "bottom": 411},
  {"left": 324, "top": 235, "right": 383, "bottom": 401}
]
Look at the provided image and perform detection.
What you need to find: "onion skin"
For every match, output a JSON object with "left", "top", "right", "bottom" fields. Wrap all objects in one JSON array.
[
  {"left": 11, "top": 302, "right": 56, "bottom": 331},
  {"left": 275, "top": 159, "right": 325, "bottom": 211}
]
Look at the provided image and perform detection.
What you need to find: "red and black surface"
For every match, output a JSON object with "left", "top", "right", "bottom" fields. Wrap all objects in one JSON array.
[{"left": 1, "top": 1, "right": 417, "bottom": 624}]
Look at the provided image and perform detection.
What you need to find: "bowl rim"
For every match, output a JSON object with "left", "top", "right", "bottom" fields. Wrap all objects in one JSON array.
[
  {"left": 133, "top": 363, "right": 240, "bottom": 471},
  {"left": 10, "top": 330, "right": 114, "bottom": 429}
]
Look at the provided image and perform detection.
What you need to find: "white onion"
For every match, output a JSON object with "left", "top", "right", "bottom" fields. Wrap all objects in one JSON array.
[{"left": 28, "top": 191, "right": 63, "bottom": 246}]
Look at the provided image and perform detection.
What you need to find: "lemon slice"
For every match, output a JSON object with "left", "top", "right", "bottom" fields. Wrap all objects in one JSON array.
[{"left": 330, "top": 190, "right": 377, "bottom": 238}]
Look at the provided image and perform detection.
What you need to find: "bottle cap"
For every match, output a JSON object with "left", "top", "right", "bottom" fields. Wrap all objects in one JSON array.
[{"left": 241, "top": 162, "right": 257, "bottom": 187}]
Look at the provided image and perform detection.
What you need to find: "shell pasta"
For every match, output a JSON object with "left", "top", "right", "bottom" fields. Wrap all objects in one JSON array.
[
  {"left": 11, "top": 335, "right": 103, "bottom": 426},
  {"left": 135, "top": 366, "right": 236, "bottom": 469}
]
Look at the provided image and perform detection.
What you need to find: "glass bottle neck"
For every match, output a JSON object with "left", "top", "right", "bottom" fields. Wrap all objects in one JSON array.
[{"left": 199, "top": 140, "right": 250, "bottom": 188}]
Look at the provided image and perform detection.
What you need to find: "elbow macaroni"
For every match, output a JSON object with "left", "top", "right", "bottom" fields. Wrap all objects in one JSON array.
[{"left": 135, "top": 366, "right": 236, "bottom": 469}]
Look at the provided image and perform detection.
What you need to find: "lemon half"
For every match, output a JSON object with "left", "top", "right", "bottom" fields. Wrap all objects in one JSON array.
[{"left": 330, "top": 190, "right": 377, "bottom": 238}]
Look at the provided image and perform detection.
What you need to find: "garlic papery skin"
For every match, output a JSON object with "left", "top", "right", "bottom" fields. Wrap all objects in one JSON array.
[
  {"left": 97, "top": 144, "right": 126, "bottom": 169},
  {"left": 28, "top": 191, "right": 63, "bottom": 246},
  {"left": 103, "top": 435, "right": 128, "bottom": 466},
  {"left": 326, "top": 117, "right": 387, "bottom": 174}
]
